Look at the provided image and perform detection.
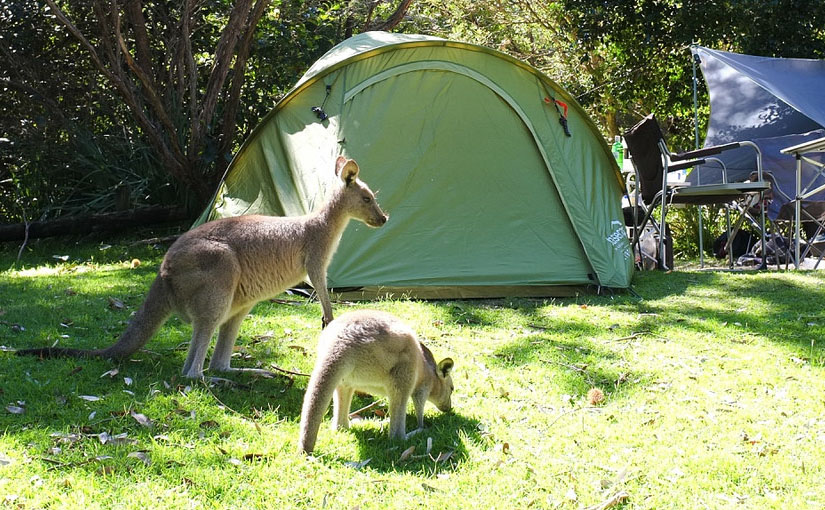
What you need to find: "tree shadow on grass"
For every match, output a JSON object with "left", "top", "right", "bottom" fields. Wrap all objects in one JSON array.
[
  {"left": 632, "top": 270, "right": 825, "bottom": 350},
  {"left": 488, "top": 332, "right": 648, "bottom": 397}
]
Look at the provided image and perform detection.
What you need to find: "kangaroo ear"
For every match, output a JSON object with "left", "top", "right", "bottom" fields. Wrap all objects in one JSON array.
[
  {"left": 336, "top": 158, "right": 360, "bottom": 185},
  {"left": 437, "top": 358, "right": 454, "bottom": 378},
  {"left": 334, "top": 155, "right": 347, "bottom": 176}
]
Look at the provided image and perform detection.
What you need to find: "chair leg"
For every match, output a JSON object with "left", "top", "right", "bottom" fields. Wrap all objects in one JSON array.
[
  {"left": 724, "top": 205, "right": 733, "bottom": 269},
  {"left": 698, "top": 206, "right": 705, "bottom": 269},
  {"left": 759, "top": 193, "right": 768, "bottom": 270},
  {"left": 659, "top": 200, "right": 669, "bottom": 271}
]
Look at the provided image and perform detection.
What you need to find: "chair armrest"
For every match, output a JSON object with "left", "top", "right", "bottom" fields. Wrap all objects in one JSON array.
[
  {"left": 671, "top": 142, "right": 742, "bottom": 161},
  {"left": 667, "top": 159, "right": 705, "bottom": 172}
]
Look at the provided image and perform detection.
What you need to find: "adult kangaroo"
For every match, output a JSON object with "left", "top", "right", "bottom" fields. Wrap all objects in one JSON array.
[{"left": 16, "top": 156, "right": 388, "bottom": 379}]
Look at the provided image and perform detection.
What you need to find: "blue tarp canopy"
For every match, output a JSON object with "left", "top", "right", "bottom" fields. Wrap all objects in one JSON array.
[{"left": 689, "top": 46, "right": 825, "bottom": 219}]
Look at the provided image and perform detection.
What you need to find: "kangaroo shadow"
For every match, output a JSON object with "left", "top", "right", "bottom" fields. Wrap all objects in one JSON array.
[{"left": 312, "top": 410, "right": 482, "bottom": 474}]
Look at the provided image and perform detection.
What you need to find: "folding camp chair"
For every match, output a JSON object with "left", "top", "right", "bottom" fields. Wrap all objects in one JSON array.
[{"left": 624, "top": 114, "right": 771, "bottom": 270}]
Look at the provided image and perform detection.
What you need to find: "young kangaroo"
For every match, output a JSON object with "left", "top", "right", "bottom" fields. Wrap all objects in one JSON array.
[
  {"left": 16, "top": 156, "right": 388, "bottom": 379},
  {"left": 298, "top": 310, "right": 454, "bottom": 454}
]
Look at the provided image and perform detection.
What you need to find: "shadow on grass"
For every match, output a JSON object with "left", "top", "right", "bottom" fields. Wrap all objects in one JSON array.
[
  {"left": 488, "top": 332, "right": 647, "bottom": 398},
  {"left": 632, "top": 269, "right": 825, "bottom": 348},
  {"left": 313, "top": 410, "right": 482, "bottom": 474}
]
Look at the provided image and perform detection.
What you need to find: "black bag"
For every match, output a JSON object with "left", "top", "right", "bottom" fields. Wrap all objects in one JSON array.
[{"left": 713, "top": 231, "right": 755, "bottom": 259}]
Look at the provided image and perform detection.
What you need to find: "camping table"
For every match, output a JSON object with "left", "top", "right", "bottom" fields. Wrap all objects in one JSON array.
[{"left": 780, "top": 136, "right": 825, "bottom": 269}]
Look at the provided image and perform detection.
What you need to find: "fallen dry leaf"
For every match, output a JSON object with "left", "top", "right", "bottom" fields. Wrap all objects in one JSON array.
[
  {"left": 100, "top": 368, "right": 119, "bottom": 378},
  {"left": 6, "top": 405, "right": 24, "bottom": 415},
  {"left": 434, "top": 451, "right": 453, "bottom": 463},
  {"left": 127, "top": 451, "right": 151, "bottom": 466},
  {"left": 50, "top": 432, "right": 82, "bottom": 444},
  {"left": 399, "top": 445, "right": 416, "bottom": 462},
  {"left": 131, "top": 411, "right": 153, "bottom": 428},
  {"left": 344, "top": 458, "right": 371, "bottom": 470}
]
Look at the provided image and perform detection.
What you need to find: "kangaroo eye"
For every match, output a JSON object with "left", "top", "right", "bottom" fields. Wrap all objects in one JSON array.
[{"left": 362, "top": 196, "right": 372, "bottom": 203}]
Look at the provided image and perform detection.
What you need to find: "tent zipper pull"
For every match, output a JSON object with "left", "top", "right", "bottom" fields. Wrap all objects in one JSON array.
[
  {"left": 544, "top": 97, "right": 571, "bottom": 137},
  {"left": 312, "top": 85, "right": 332, "bottom": 122}
]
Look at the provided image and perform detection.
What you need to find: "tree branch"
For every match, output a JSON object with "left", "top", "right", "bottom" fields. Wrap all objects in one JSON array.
[
  {"left": 115, "top": 17, "right": 187, "bottom": 163},
  {"left": 183, "top": 0, "right": 199, "bottom": 158},
  {"left": 192, "top": 0, "right": 253, "bottom": 152},
  {"left": 365, "top": 0, "right": 413, "bottom": 31},
  {"left": 217, "top": 0, "right": 272, "bottom": 163},
  {"left": 124, "top": 0, "right": 155, "bottom": 86},
  {"left": 43, "top": 0, "right": 115, "bottom": 84}
]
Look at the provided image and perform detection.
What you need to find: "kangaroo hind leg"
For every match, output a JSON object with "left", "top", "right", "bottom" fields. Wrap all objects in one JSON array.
[
  {"left": 181, "top": 318, "right": 222, "bottom": 379},
  {"left": 207, "top": 305, "right": 276, "bottom": 377},
  {"left": 180, "top": 287, "right": 235, "bottom": 379}
]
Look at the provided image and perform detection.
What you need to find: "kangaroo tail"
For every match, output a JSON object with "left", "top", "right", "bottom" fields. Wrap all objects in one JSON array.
[
  {"left": 15, "top": 276, "right": 173, "bottom": 361},
  {"left": 99, "top": 276, "right": 173, "bottom": 358},
  {"left": 298, "top": 358, "right": 346, "bottom": 454}
]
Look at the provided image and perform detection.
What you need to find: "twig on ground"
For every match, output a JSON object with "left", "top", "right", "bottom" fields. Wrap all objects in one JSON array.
[
  {"left": 348, "top": 400, "right": 383, "bottom": 419},
  {"left": 612, "top": 331, "right": 650, "bottom": 342},
  {"left": 129, "top": 235, "right": 180, "bottom": 246},
  {"left": 542, "top": 359, "right": 588, "bottom": 373},
  {"left": 584, "top": 490, "right": 630, "bottom": 510},
  {"left": 269, "top": 363, "right": 309, "bottom": 378}
]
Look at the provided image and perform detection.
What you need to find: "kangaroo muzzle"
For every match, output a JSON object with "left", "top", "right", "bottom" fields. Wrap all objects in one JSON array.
[{"left": 370, "top": 211, "right": 389, "bottom": 227}]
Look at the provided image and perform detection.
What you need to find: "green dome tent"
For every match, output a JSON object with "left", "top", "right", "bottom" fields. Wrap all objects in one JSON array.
[{"left": 197, "top": 31, "right": 633, "bottom": 297}]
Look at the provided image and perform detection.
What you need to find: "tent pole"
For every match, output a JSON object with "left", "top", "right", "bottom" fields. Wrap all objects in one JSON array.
[
  {"left": 691, "top": 45, "right": 706, "bottom": 268},
  {"left": 692, "top": 45, "right": 700, "bottom": 150}
]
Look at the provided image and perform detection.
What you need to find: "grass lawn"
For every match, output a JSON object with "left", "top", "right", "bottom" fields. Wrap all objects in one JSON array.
[{"left": 2, "top": 230, "right": 825, "bottom": 509}]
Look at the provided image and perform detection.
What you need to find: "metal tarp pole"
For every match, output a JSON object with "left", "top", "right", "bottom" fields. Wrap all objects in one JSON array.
[{"left": 692, "top": 45, "right": 706, "bottom": 267}]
